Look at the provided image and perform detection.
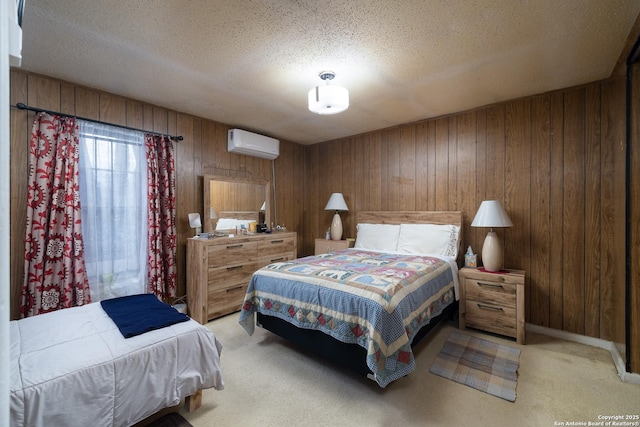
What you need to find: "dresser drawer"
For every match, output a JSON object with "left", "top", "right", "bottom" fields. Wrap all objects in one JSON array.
[
  {"left": 207, "top": 241, "right": 258, "bottom": 268},
  {"left": 465, "top": 299, "right": 517, "bottom": 337},
  {"left": 257, "top": 236, "right": 296, "bottom": 257},
  {"left": 208, "top": 261, "right": 259, "bottom": 291},
  {"left": 207, "top": 283, "right": 249, "bottom": 319},
  {"left": 257, "top": 252, "right": 296, "bottom": 268},
  {"left": 464, "top": 278, "right": 516, "bottom": 307}
]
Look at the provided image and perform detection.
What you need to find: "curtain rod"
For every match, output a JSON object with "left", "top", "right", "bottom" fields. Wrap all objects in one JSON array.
[{"left": 15, "top": 103, "right": 183, "bottom": 141}]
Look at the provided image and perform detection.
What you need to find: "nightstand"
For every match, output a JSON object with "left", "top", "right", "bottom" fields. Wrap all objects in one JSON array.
[
  {"left": 458, "top": 267, "right": 525, "bottom": 344},
  {"left": 314, "top": 238, "right": 354, "bottom": 255}
]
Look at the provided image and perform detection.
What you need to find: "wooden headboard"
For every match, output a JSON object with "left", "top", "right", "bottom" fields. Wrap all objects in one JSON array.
[
  {"left": 356, "top": 210, "right": 464, "bottom": 263},
  {"left": 356, "top": 211, "right": 463, "bottom": 227}
]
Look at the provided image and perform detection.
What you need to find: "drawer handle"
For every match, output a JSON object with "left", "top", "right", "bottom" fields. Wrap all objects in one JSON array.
[
  {"left": 226, "top": 244, "right": 243, "bottom": 249},
  {"left": 478, "top": 282, "right": 504, "bottom": 289},
  {"left": 227, "top": 265, "right": 243, "bottom": 270},
  {"left": 477, "top": 303, "right": 504, "bottom": 312},
  {"left": 270, "top": 257, "right": 284, "bottom": 262},
  {"left": 270, "top": 240, "right": 284, "bottom": 244},
  {"left": 226, "top": 285, "right": 243, "bottom": 292}
]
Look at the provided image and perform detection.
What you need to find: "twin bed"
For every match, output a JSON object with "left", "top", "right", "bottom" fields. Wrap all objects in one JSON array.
[
  {"left": 239, "top": 211, "right": 463, "bottom": 387},
  {"left": 10, "top": 295, "right": 224, "bottom": 427}
]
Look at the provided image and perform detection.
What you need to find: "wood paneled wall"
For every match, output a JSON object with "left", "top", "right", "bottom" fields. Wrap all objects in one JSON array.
[
  {"left": 302, "top": 78, "right": 628, "bottom": 356},
  {"left": 8, "top": 70, "right": 305, "bottom": 320}
]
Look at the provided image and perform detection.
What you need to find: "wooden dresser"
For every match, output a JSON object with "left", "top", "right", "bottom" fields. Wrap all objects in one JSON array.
[{"left": 186, "top": 231, "right": 297, "bottom": 324}]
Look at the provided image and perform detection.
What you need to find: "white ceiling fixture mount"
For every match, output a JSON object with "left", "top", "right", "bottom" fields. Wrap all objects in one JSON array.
[{"left": 308, "top": 71, "right": 349, "bottom": 115}]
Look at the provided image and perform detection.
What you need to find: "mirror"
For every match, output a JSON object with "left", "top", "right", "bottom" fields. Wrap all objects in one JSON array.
[{"left": 203, "top": 174, "right": 271, "bottom": 233}]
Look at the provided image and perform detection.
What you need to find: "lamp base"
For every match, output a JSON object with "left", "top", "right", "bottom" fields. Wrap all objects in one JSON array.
[
  {"left": 481, "top": 231, "right": 503, "bottom": 272},
  {"left": 330, "top": 212, "right": 343, "bottom": 241}
]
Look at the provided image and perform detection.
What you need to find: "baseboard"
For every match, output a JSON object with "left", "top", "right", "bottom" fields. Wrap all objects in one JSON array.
[{"left": 526, "top": 323, "right": 640, "bottom": 385}]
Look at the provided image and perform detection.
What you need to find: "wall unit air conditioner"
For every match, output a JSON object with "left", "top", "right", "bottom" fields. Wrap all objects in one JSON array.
[{"left": 228, "top": 129, "right": 279, "bottom": 160}]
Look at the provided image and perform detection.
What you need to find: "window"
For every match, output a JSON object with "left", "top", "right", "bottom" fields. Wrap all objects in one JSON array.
[{"left": 78, "top": 121, "right": 147, "bottom": 301}]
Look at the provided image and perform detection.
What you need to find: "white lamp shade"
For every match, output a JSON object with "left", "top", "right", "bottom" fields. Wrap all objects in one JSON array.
[
  {"left": 324, "top": 193, "right": 349, "bottom": 211},
  {"left": 471, "top": 200, "right": 513, "bottom": 228},
  {"left": 188, "top": 213, "right": 202, "bottom": 228},
  {"left": 260, "top": 201, "right": 266, "bottom": 211},
  {"left": 308, "top": 85, "right": 349, "bottom": 115}
]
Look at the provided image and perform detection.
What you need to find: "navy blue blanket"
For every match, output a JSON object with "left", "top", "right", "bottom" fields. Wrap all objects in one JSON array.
[{"left": 101, "top": 293, "right": 190, "bottom": 338}]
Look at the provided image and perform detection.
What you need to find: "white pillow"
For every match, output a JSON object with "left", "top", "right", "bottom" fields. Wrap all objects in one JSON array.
[
  {"left": 215, "top": 218, "right": 237, "bottom": 230},
  {"left": 354, "top": 223, "right": 401, "bottom": 252},
  {"left": 397, "top": 223, "right": 460, "bottom": 258},
  {"left": 215, "top": 218, "right": 254, "bottom": 231}
]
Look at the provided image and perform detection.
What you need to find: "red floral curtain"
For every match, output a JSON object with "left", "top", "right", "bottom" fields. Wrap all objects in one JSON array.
[
  {"left": 145, "top": 134, "right": 177, "bottom": 299},
  {"left": 21, "top": 112, "right": 91, "bottom": 317}
]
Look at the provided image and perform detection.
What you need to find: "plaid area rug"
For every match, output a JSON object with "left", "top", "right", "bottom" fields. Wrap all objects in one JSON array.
[{"left": 429, "top": 331, "right": 521, "bottom": 401}]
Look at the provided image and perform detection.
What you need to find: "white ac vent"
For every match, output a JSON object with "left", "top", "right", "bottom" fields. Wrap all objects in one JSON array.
[{"left": 228, "top": 129, "right": 279, "bottom": 160}]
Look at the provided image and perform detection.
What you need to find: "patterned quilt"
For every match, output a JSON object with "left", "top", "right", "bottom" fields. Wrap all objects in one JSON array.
[{"left": 238, "top": 249, "right": 456, "bottom": 387}]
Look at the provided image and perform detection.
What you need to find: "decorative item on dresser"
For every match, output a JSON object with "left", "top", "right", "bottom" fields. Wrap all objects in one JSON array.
[
  {"left": 458, "top": 267, "right": 526, "bottom": 344},
  {"left": 314, "top": 238, "right": 354, "bottom": 255},
  {"left": 186, "top": 231, "right": 297, "bottom": 324}
]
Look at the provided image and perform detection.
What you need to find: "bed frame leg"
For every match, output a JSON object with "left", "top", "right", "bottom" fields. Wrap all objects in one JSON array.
[{"left": 185, "top": 390, "right": 202, "bottom": 412}]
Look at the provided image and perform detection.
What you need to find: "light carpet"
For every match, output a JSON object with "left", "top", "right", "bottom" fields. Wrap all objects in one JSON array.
[
  {"left": 179, "top": 313, "right": 640, "bottom": 427},
  {"left": 429, "top": 330, "right": 520, "bottom": 401}
]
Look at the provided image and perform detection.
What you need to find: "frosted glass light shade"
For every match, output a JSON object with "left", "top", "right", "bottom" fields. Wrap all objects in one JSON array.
[{"left": 308, "top": 85, "right": 349, "bottom": 115}]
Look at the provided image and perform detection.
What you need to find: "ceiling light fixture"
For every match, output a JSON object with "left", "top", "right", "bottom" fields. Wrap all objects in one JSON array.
[{"left": 308, "top": 71, "right": 349, "bottom": 115}]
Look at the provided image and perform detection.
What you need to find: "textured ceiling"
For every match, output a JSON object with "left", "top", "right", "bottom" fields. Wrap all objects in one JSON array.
[{"left": 18, "top": 0, "right": 640, "bottom": 145}]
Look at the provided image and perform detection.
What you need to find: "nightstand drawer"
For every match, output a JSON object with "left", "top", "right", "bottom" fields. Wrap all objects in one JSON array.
[
  {"left": 464, "top": 278, "right": 516, "bottom": 307},
  {"left": 315, "top": 238, "right": 354, "bottom": 255},
  {"left": 466, "top": 299, "right": 517, "bottom": 336}
]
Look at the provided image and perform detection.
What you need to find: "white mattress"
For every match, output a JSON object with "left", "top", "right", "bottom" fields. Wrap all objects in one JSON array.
[{"left": 10, "top": 302, "right": 224, "bottom": 427}]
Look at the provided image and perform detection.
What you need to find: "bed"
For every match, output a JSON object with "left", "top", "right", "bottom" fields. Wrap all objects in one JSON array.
[
  {"left": 10, "top": 295, "right": 224, "bottom": 427},
  {"left": 239, "top": 211, "right": 462, "bottom": 387}
]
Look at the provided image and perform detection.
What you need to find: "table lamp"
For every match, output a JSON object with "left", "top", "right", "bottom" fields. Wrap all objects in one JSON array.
[
  {"left": 470, "top": 200, "right": 513, "bottom": 272},
  {"left": 188, "top": 213, "right": 202, "bottom": 237},
  {"left": 324, "top": 193, "right": 348, "bottom": 240}
]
